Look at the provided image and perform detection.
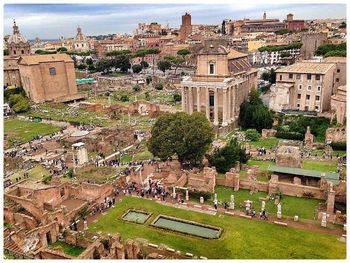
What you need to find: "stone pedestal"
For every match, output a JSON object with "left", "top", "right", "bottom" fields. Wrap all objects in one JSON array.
[
  {"left": 261, "top": 201, "right": 266, "bottom": 212},
  {"left": 277, "top": 203, "right": 282, "bottom": 219},
  {"left": 83, "top": 220, "right": 88, "bottom": 230},
  {"left": 185, "top": 190, "right": 189, "bottom": 201},
  {"left": 229, "top": 194, "right": 235, "bottom": 210},
  {"left": 321, "top": 212, "right": 327, "bottom": 227},
  {"left": 172, "top": 187, "right": 176, "bottom": 199},
  {"left": 294, "top": 215, "right": 299, "bottom": 222},
  {"left": 214, "top": 193, "right": 218, "bottom": 203},
  {"left": 200, "top": 196, "right": 204, "bottom": 204}
]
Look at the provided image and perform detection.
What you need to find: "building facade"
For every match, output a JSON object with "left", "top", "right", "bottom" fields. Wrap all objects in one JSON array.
[
  {"left": 73, "top": 26, "right": 90, "bottom": 52},
  {"left": 181, "top": 39, "right": 256, "bottom": 135},
  {"left": 300, "top": 32, "right": 328, "bottom": 59},
  {"left": 270, "top": 62, "right": 336, "bottom": 113},
  {"left": 179, "top": 13, "right": 192, "bottom": 42},
  {"left": 18, "top": 54, "right": 84, "bottom": 103}
]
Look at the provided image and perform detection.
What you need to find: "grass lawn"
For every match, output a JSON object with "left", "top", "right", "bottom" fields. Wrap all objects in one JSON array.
[
  {"left": 247, "top": 160, "right": 275, "bottom": 172},
  {"left": 212, "top": 187, "right": 321, "bottom": 220},
  {"left": 49, "top": 241, "right": 85, "bottom": 257},
  {"left": 75, "top": 166, "right": 116, "bottom": 184},
  {"left": 10, "top": 165, "right": 51, "bottom": 183},
  {"left": 133, "top": 149, "right": 153, "bottom": 161},
  {"left": 4, "top": 119, "right": 61, "bottom": 146},
  {"left": 245, "top": 137, "right": 279, "bottom": 149},
  {"left": 88, "top": 196, "right": 345, "bottom": 259},
  {"left": 121, "top": 154, "right": 133, "bottom": 163},
  {"left": 303, "top": 160, "right": 338, "bottom": 172}
]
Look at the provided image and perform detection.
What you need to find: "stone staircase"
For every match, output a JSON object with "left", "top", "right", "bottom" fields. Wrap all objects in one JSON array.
[{"left": 4, "top": 238, "right": 26, "bottom": 258}]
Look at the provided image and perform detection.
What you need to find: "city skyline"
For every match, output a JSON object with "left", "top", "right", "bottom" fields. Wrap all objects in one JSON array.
[{"left": 3, "top": 3, "right": 347, "bottom": 39}]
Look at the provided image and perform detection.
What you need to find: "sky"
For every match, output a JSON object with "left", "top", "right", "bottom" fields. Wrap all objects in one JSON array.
[{"left": 3, "top": 3, "right": 347, "bottom": 40}]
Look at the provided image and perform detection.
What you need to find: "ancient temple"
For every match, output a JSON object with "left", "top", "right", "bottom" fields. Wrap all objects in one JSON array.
[{"left": 181, "top": 38, "right": 257, "bottom": 135}]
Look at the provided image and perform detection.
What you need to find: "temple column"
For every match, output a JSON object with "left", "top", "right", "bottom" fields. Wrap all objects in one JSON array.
[
  {"left": 181, "top": 87, "right": 186, "bottom": 112},
  {"left": 231, "top": 85, "right": 237, "bottom": 122},
  {"left": 205, "top": 88, "right": 210, "bottom": 120},
  {"left": 228, "top": 86, "right": 232, "bottom": 123},
  {"left": 222, "top": 88, "right": 228, "bottom": 126},
  {"left": 214, "top": 88, "right": 219, "bottom": 126},
  {"left": 188, "top": 86, "right": 193, "bottom": 114},
  {"left": 196, "top": 87, "right": 201, "bottom": 112}
]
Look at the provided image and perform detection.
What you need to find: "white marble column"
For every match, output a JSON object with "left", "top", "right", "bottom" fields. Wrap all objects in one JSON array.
[
  {"left": 188, "top": 87, "right": 193, "bottom": 114},
  {"left": 222, "top": 88, "right": 228, "bottom": 126},
  {"left": 196, "top": 87, "right": 201, "bottom": 112},
  {"left": 228, "top": 86, "right": 232, "bottom": 123},
  {"left": 214, "top": 88, "right": 219, "bottom": 126},
  {"left": 181, "top": 87, "right": 186, "bottom": 112},
  {"left": 205, "top": 88, "right": 210, "bottom": 120}
]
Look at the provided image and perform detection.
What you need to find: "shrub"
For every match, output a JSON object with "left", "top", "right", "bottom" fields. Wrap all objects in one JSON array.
[
  {"left": 42, "top": 175, "right": 52, "bottom": 184},
  {"left": 132, "top": 64, "right": 143, "bottom": 74},
  {"left": 140, "top": 61, "right": 149, "bottom": 68},
  {"left": 173, "top": 93, "right": 181, "bottom": 102},
  {"left": 8, "top": 94, "right": 30, "bottom": 113},
  {"left": 120, "top": 94, "right": 129, "bottom": 102},
  {"left": 67, "top": 168, "right": 74, "bottom": 178},
  {"left": 155, "top": 83, "right": 164, "bottom": 90},
  {"left": 145, "top": 92, "right": 150, "bottom": 101},
  {"left": 133, "top": 84, "right": 141, "bottom": 92},
  {"left": 77, "top": 64, "right": 86, "bottom": 70},
  {"left": 302, "top": 192, "right": 315, "bottom": 199},
  {"left": 245, "top": 129, "right": 260, "bottom": 141},
  {"left": 330, "top": 142, "right": 346, "bottom": 151}
]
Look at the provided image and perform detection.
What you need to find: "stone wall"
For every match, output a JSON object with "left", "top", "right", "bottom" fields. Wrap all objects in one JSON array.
[
  {"left": 261, "top": 129, "right": 277, "bottom": 139},
  {"left": 325, "top": 127, "right": 346, "bottom": 143}
]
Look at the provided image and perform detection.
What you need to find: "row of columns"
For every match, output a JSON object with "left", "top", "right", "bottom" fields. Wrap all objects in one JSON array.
[{"left": 182, "top": 86, "right": 237, "bottom": 126}]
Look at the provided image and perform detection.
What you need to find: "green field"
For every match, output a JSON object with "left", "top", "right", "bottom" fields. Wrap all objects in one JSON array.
[
  {"left": 49, "top": 241, "right": 85, "bottom": 257},
  {"left": 88, "top": 196, "right": 345, "bottom": 259},
  {"left": 303, "top": 160, "right": 338, "bottom": 172},
  {"left": 245, "top": 137, "right": 279, "bottom": 149},
  {"left": 4, "top": 119, "right": 61, "bottom": 147},
  {"left": 9, "top": 165, "right": 51, "bottom": 183},
  {"left": 247, "top": 160, "right": 275, "bottom": 171},
  {"left": 211, "top": 187, "right": 320, "bottom": 220}
]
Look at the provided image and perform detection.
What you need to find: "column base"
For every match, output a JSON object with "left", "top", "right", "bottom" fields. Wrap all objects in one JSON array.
[
  {"left": 222, "top": 122, "right": 228, "bottom": 127},
  {"left": 213, "top": 121, "right": 219, "bottom": 126}
]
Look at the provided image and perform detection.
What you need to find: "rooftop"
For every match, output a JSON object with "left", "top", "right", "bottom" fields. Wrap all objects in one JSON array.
[
  {"left": 268, "top": 165, "right": 340, "bottom": 185},
  {"left": 323, "top": 56, "right": 347, "bottom": 63},
  {"left": 227, "top": 49, "right": 247, "bottom": 60},
  {"left": 275, "top": 62, "right": 335, "bottom": 74},
  {"left": 18, "top": 54, "right": 74, "bottom": 65}
]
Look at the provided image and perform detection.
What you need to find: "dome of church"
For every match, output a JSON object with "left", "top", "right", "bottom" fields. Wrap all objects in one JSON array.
[
  {"left": 75, "top": 26, "right": 88, "bottom": 42},
  {"left": 7, "top": 20, "right": 29, "bottom": 45}
]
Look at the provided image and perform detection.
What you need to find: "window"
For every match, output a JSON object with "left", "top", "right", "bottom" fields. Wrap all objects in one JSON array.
[
  {"left": 289, "top": 73, "right": 293, "bottom": 79},
  {"left": 316, "top": 95, "right": 320, "bottom": 101},
  {"left": 21, "top": 50, "right": 24, "bottom": 54},
  {"left": 297, "top": 104, "right": 300, "bottom": 108},
  {"left": 307, "top": 74, "right": 312, "bottom": 80},
  {"left": 13, "top": 50, "right": 16, "bottom": 55},
  {"left": 49, "top": 67, "right": 56, "bottom": 76},
  {"left": 307, "top": 85, "right": 312, "bottom": 90},
  {"left": 296, "top": 74, "right": 301, "bottom": 79},
  {"left": 209, "top": 95, "right": 214, "bottom": 106},
  {"left": 316, "top": 74, "right": 321, "bottom": 80},
  {"left": 306, "top": 94, "right": 310, "bottom": 100},
  {"left": 209, "top": 63, "right": 215, "bottom": 75},
  {"left": 297, "top": 94, "right": 301, "bottom": 99},
  {"left": 337, "top": 69, "right": 340, "bottom": 73},
  {"left": 298, "top": 84, "right": 302, "bottom": 90},
  {"left": 317, "top": 86, "right": 321, "bottom": 91},
  {"left": 336, "top": 78, "right": 339, "bottom": 82},
  {"left": 315, "top": 106, "right": 319, "bottom": 111},
  {"left": 279, "top": 75, "right": 282, "bottom": 81}
]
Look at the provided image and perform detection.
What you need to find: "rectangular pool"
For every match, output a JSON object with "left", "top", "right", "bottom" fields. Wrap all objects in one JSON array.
[
  {"left": 121, "top": 209, "right": 151, "bottom": 224},
  {"left": 151, "top": 215, "right": 222, "bottom": 239}
]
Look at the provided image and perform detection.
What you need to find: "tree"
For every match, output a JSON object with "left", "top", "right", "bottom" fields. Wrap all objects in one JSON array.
[
  {"left": 140, "top": 60, "right": 149, "bottom": 69},
  {"left": 157, "top": 60, "right": 171, "bottom": 76},
  {"left": 113, "top": 55, "right": 131, "bottom": 73},
  {"left": 315, "top": 43, "right": 346, "bottom": 57},
  {"left": 119, "top": 94, "right": 129, "bottom": 102},
  {"left": 339, "top": 21, "right": 346, "bottom": 29},
  {"left": 88, "top": 64, "right": 96, "bottom": 71},
  {"left": 177, "top": 49, "right": 191, "bottom": 58},
  {"left": 261, "top": 68, "right": 276, "bottom": 84},
  {"left": 57, "top": 47, "right": 67, "bottom": 52},
  {"left": 239, "top": 89, "right": 273, "bottom": 132},
  {"left": 95, "top": 59, "right": 112, "bottom": 73},
  {"left": 164, "top": 55, "right": 185, "bottom": 75},
  {"left": 8, "top": 94, "right": 30, "bottom": 113},
  {"left": 145, "top": 91, "right": 151, "bottom": 101},
  {"left": 105, "top": 50, "right": 131, "bottom": 57},
  {"left": 132, "top": 64, "right": 143, "bottom": 74},
  {"left": 208, "top": 138, "right": 248, "bottom": 173},
  {"left": 147, "top": 112, "right": 214, "bottom": 166}
]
